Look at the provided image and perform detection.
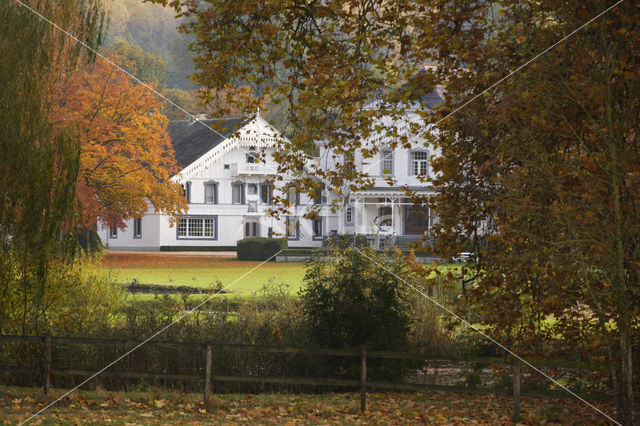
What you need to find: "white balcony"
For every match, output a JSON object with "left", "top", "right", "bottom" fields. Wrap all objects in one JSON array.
[{"left": 231, "top": 163, "right": 278, "bottom": 177}]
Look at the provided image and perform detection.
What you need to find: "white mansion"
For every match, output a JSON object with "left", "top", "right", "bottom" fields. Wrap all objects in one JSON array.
[{"left": 99, "top": 89, "right": 443, "bottom": 251}]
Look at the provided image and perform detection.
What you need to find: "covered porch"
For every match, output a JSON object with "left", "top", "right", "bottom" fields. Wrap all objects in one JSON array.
[{"left": 344, "top": 190, "right": 435, "bottom": 248}]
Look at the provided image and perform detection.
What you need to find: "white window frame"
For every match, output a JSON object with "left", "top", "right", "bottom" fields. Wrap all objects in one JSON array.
[
  {"left": 345, "top": 205, "right": 353, "bottom": 225},
  {"left": 287, "top": 185, "right": 298, "bottom": 206},
  {"left": 286, "top": 216, "right": 299, "bottom": 240},
  {"left": 177, "top": 216, "right": 217, "bottom": 240},
  {"left": 109, "top": 226, "right": 117, "bottom": 239},
  {"left": 410, "top": 150, "right": 429, "bottom": 176},
  {"left": 380, "top": 149, "right": 394, "bottom": 176}
]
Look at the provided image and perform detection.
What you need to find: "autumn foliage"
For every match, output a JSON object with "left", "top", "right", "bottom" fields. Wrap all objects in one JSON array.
[{"left": 55, "top": 56, "right": 187, "bottom": 229}]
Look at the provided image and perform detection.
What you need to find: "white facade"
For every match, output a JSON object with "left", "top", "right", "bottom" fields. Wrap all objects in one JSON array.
[
  {"left": 100, "top": 103, "right": 440, "bottom": 251},
  {"left": 100, "top": 115, "right": 341, "bottom": 250}
]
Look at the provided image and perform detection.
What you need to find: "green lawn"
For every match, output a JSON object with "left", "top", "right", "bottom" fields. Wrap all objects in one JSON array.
[
  {"left": 103, "top": 252, "right": 463, "bottom": 297},
  {"left": 103, "top": 252, "right": 307, "bottom": 295}
]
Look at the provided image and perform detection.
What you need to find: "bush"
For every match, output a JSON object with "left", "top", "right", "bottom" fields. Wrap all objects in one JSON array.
[
  {"left": 300, "top": 247, "right": 419, "bottom": 380},
  {"left": 322, "top": 233, "right": 369, "bottom": 249},
  {"left": 0, "top": 253, "right": 123, "bottom": 336},
  {"left": 237, "top": 237, "right": 287, "bottom": 261}
]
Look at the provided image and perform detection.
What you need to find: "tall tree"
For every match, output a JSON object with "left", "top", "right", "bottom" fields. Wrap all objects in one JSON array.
[
  {"left": 54, "top": 55, "right": 187, "bottom": 230},
  {"left": 152, "top": 0, "right": 638, "bottom": 422},
  {"left": 106, "top": 41, "right": 168, "bottom": 89},
  {"left": 0, "top": 0, "right": 104, "bottom": 334},
  {"left": 421, "top": 2, "right": 640, "bottom": 423}
]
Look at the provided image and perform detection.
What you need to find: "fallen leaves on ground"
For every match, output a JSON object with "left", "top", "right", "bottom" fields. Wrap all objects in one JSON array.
[{"left": 0, "top": 385, "right": 616, "bottom": 424}]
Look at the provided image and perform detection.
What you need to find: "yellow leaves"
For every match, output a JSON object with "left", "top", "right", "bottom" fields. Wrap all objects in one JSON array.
[{"left": 154, "top": 399, "right": 168, "bottom": 408}]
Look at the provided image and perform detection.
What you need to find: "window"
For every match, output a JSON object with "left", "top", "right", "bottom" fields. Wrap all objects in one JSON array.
[
  {"left": 345, "top": 205, "right": 353, "bottom": 225},
  {"left": 109, "top": 226, "right": 117, "bottom": 239},
  {"left": 245, "top": 220, "right": 259, "bottom": 237},
  {"left": 204, "top": 182, "right": 218, "bottom": 204},
  {"left": 260, "top": 183, "right": 272, "bottom": 204},
  {"left": 314, "top": 186, "right": 323, "bottom": 205},
  {"left": 232, "top": 182, "right": 245, "bottom": 204},
  {"left": 286, "top": 216, "right": 299, "bottom": 239},
  {"left": 133, "top": 218, "right": 142, "bottom": 239},
  {"left": 287, "top": 185, "right": 298, "bottom": 205},
  {"left": 246, "top": 152, "right": 257, "bottom": 163},
  {"left": 177, "top": 217, "right": 217, "bottom": 239},
  {"left": 182, "top": 181, "right": 192, "bottom": 203},
  {"left": 312, "top": 218, "right": 323, "bottom": 239},
  {"left": 381, "top": 149, "right": 394, "bottom": 175},
  {"left": 410, "top": 151, "right": 429, "bottom": 176}
]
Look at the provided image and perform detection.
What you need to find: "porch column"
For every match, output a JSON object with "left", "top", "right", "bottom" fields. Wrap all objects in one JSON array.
[
  {"left": 360, "top": 197, "right": 366, "bottom": 235},
  {"left": 391, "top": 197, "right": 396, "bottom": 236}
]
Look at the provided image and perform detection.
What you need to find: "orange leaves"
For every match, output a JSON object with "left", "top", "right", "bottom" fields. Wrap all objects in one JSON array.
[
  {"left": 0, "top": 387, "right": 616, "bottom": 425},
  {"left": 54, "top": 55, "right": 187, "bottom": 228}
]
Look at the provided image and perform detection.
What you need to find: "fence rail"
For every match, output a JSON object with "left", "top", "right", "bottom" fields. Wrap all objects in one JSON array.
[{"left": 0, "top": 334, "right": 612, "bottom": 421}]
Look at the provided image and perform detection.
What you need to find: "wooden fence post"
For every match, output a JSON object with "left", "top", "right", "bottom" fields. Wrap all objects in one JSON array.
[
  {"left": 512, "top": 358, "right": 521, "bottom": 423},
  {"left": 359, "top": 345, "right": 367, "bottom": 413},
  {"left": 43, "top": 334, "right": 51, "bottom": 395},
  {"left": 204, "top": 343, "right": 212, "bottom": 406}
]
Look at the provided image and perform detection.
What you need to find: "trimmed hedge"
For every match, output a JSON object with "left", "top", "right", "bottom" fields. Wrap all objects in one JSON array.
[
  {"left": 237, "top": 237, "right": 288, "bottom": 261},
  {"left": 160, "top": 246, "right": 237, "bottom": 252}
]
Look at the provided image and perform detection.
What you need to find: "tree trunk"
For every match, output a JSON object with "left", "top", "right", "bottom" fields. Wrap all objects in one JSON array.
[{"left": 602, "top": 28, "right": 636, "bottom": 423}]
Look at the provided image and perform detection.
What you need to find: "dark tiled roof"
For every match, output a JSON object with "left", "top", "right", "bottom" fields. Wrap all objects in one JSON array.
[
  {"left": 168, "top": 117, "right": 248, "bottom": 169},
  {"left": 421, "top": 86, "right": 445, "bottom": 110}
]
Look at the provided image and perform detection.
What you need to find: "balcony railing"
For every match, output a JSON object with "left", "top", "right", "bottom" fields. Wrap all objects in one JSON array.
[{"left": 231, "top": 163, "right": 278, "bottom": 177}]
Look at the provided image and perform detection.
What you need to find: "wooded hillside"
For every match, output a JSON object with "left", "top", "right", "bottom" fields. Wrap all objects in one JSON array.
[{"left": 104, "top": 0, "right": 194, "bottom": 89}]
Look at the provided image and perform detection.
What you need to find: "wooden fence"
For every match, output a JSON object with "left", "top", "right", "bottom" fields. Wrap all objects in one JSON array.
[{"left": 0, "top": 334, "right": 611, "bottom": 422}]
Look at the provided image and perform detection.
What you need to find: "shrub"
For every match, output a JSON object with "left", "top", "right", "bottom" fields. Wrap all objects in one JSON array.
[
  {"left": 300, "top": 247, "right": 419, "bottom": 380},
  {"left": 322, "top": 233, "right": 369, "bottom": 249},
  {"left": 0, "top": 253, "right": 123, "bottom": 336},
  {"left": 236, "top": 237, "right": 287, "bottom": 261}
]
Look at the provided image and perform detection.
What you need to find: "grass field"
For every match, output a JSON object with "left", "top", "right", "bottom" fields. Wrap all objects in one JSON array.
[
  {"left": 102, "top": 252, "right": 307, "bottom": 296},
  {"left": 0, "top": 385, "right": 615, "bottom": 425}
]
